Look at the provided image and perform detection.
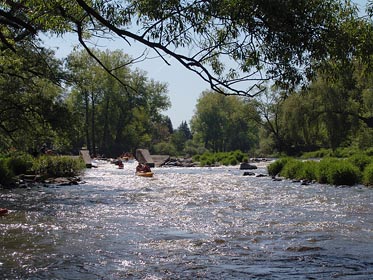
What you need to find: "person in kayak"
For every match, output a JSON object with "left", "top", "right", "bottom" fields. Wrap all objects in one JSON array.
[{"left": 136, "top": 163, "right": 151, "bottom": 173}]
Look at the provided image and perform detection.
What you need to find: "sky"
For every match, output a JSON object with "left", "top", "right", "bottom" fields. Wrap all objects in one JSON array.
[{"left": 44, "top": 0, "right": 368, "bottom": 129}]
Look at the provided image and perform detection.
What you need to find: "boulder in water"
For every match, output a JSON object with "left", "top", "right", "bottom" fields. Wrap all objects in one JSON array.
[{"left": 239, "top": 162, "right": 257, "bottom": 170}]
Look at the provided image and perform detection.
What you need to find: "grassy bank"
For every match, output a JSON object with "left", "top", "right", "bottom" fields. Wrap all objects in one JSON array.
[
  {"left": 193, "top": 150, "right": 248, "bottom": 167},
  {"left": 0, "top": 152, "right": 86, "bottom": 187},
  {"left": 268, "top": 153, "right": 373, "bottom": 186}
]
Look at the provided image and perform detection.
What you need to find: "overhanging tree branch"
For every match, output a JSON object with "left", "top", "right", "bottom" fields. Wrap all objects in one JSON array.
[{"left": 74, "top": 0, "right": 265, "bottom": 97}]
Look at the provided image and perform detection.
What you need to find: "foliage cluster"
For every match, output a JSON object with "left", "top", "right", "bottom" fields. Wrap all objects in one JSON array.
[
  {"left": 5, "top": 151, "right": 34, "bottom": 175},
  {"left": 191, "top": 91, "right": 260, "bottom": 153},
  {"left": 0, "top": 153, "right": 86, "bottom": 187},
  {"left": 301, "top": 147, "right": 362, "bottom": 159},
  {"left": 1, "top": 0, "right": 373, "bottom": 161},
  {"left": 0, "top": 152, "right": 34, "bottom": 187},
  {"left": 267, "top": 157, "right": 292, "bottom": 177},
  {"left": 363, "top": 163, "right": 373, "bottom": 186},
  {"left": 152, "top": 121, "right": 194, "bottom": 156},
  {"left": 268, "top": 152, "right": 373, "bottom": 186},
  {"left": 1, "top": 0, "right": 357, "bottom": 96},
  {"left": 256, "top": 55, "right": 373, "bottom": 156},
  {"left": 193, "top": 150, "right": 248, "bottom": 167},
  {"left": 0, "top": 159, "right": 14, "bottom": 187},
  {"left": 32, "top": 155, "right": 86, "bottom": 178},
  {"left": 183, "top": 140, "right": 209, "bottom": 157},
  {"left": 66, "top": 49, "right": 171, "bottom": 157}
]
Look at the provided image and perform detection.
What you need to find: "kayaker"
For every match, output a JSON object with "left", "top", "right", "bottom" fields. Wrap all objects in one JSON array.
[
  {"left": 136, "top": 163, "right": 143, "bottom": 172},
  {"left": 143, "top": 164, "right": 151, "bottom": 172},
  {"left": 136, "top": 163, "right": 151, "bottom": 173}
]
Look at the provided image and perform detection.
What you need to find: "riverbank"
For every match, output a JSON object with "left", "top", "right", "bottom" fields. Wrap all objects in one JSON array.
[
  {"left": 268, "top": 155, "right": 373, "bottom": 186},
  {"left": 0, "top": 153, "right": 86, "bottom": 189}
]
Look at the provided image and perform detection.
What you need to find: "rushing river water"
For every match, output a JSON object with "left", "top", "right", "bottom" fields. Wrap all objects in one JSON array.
[{"left": 1, "top": 160, "right": 373, "bottom": 279}]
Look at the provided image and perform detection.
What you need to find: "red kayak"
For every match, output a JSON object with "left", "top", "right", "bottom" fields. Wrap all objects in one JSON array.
[{"left": 0, "top": 208, "right": 9, "bottom": 215}]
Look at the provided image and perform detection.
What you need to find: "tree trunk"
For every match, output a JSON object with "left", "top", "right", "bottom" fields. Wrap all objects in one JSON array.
[
  {"left": 102, "top": 97, "right": 110, "bottom": 156},
  {"left": 91, "top": 92, "right": 96, "bottom": 157},
  {"left": 84, "top": 91, "right": 91, "bottom": 153}
]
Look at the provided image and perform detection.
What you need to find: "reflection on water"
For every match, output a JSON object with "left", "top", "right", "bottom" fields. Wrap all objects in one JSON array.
[{"left": 1, "top": 160, "right": 373, "bottom": 279}]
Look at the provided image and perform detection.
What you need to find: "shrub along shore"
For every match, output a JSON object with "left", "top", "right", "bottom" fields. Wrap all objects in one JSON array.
[
  {"left": 0, "top": 151, "right": 86, "bottom": 188},
  {"left": 3, "top": 149, "right": 373, "bottom": 188},
  {"left": 268, "top": 153, "right": 373, "bottom": 186},
  {"left": 193, "top": 150, "right": 248, "bottom": 167}
]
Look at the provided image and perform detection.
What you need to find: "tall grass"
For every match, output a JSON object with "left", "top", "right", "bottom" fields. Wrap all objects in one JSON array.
[
  {"left": 32, "top": 155, "right": 86, "bottom": 178},
  {"left": 325, "top": 161, "right": 360, "bottom": 186},
  {"left": 193, "top": 150, "right": 248, "bottom": 167},
  {"left": 0, "top": 158, "right": 14, "bottom": 187},
  {"left": 363, "top": 163, "right": 373, "bottom": 186},
  {"left": 7, "top": 152, "right": 34, "bottom": 174},
  {"left": 267, "top": 157, "right": 291, "bottom": 177},
  {"left": 347, "top": 153, "right": 373, "bottom": 172},
  {"left": 268, "top": 156, "right": 364, "bottom": 186},
  {"left": 0, "top": 153, "right": 86, "bottom": 187},
  {"left": 279, "top": 159, "right": 304, "bottom": 179}
]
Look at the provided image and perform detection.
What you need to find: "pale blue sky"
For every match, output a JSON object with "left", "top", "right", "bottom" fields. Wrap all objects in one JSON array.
[{"left": 45, "top": 0, "right": 368, "bottom": 129}]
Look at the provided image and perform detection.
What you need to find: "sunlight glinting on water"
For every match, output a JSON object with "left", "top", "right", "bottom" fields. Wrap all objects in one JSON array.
[{"left": 1, "top": 159, "right": 373, "bottom": 279}]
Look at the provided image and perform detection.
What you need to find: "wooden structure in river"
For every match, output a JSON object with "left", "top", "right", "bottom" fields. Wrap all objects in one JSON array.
[
  {"left": 80, "top": 149, "right": 92, "bottom": 168},
  {"left": 136, "top": 149, "right": 154, "bottom": 167},
  {"left": 136, "top": 149, "right": 170, "bottom": 167}
]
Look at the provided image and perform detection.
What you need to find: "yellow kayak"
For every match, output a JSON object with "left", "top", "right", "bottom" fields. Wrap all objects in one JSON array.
[{"left": 136, "top": 172, "right": 154, "bottom": 177}]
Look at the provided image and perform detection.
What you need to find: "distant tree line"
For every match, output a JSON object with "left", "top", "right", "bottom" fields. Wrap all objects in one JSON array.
[{"left": 255, "top": 59, "right": 373, "bottom": 156}]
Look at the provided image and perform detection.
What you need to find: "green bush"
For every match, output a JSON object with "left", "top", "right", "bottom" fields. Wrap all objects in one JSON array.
[
  {"left": 301, "top": 148, "right": 362, "bottom": 159},
  {"left": 200, "top": 159, "right": 213, "bottom": 167},
  {"left": 7, "top": 152, "right": 34, "bottom": 174},
  {"left": 275, "top": 157, "right": 361, "bottom": 186},
  {"left": 0, "top": 158, "right": 14, "bottom": 187},
  {"left": 232, "top": 150, "right": 246, "bottom": 162},
  {"left": 267, "top": 157, "right": 291, "bottom": 177},
  {"left": 194, "top": 151, "right": 246, "bottom": 166},
  {"left": 0, "top": 153, "right": 34, "bottom": 187},
  {"left": 220, "top": 157, "right": 230, "bottom": 166},
  {"left": 32, "top": 155, "right": 85, "bottom": 177},
  {"left": 316, "top": 158, "right": 339, "bottom": 184},
  {"left": 299, "top": 160, "right": 318, "bottom": 181},
  {"left": 347, "top": 154, "right": 373, "bottom": 172},
  {"left": 193, "top": 154, "right": 201, "bottom": 162},
  {"left": 275, "top": 159, "right": 318, "bottom": 181},
  {"left": 334, "top": 147, "right": 359, "bottom": 158},
  {"left": 325, "top": 160, "right": 360, "bottom": 186},
  {"left": 229, "top": 156, "right": 238, "bottom": 166},
  {"left": 363, "top": 163, "right": 373, "bottom": 186},
  {"left": 280, "top": 159, "right": 304, "bottom": 179},
  {"left": 198, "top": 152, "right": 214, "bottom": 166},
  {"left": 268, "top": 153, "right": 369, "bottom": 186},
  {"left": 153, "top": 142, "right": 177, "bottom": 156},
  {"left": 301, "top": 148, "right": 333, "bottom": 159},
  {"left": 364, "top": 148, "right": 373, "bottom": 157}
]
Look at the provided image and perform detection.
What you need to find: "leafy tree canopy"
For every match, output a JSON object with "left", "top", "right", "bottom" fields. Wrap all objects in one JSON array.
[
  {"left": 191, "top": 90, "right": 259, "bottom": 152},
  {"left": 1, "top": 0, "right": 366, "bottom": 97},
  {"left": 66, "top": 48, "right": 170, "bottom": 156},
  {"left": 0, "top": 40, "right": 68, "bottom": 152}
]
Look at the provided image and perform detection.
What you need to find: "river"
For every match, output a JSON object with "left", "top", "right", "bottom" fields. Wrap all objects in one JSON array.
[{"left": 1, "top": 160, "right": 373, "bottom": 279}]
